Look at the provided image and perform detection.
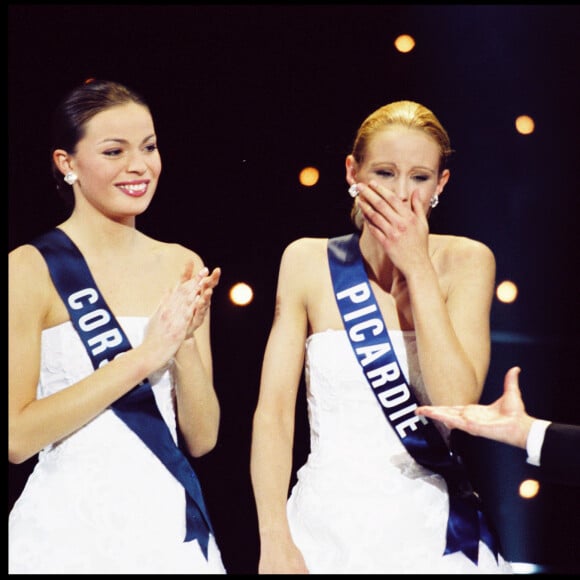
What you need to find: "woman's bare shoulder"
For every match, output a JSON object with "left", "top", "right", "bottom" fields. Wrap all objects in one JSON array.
[
  {"left": 9, "top": 243, "right": 54, "bottom": 320},
  {"left": 140, "top": 234, "right": 206, "bottom": 270},
  {"left": 284, "top": 236, "right": 330, "bottom": 256},
  {"left": 430, "top": 233, "right": 495, "bottom": 267},
  {"left": 430, "top": 234, "right": 496, "bottom": 295},
  {"left": 273, "top": 237, "right": 328, "bottom": 289},
  {"left": 9, "top": 243, "right": 50, "bottom": 277}
]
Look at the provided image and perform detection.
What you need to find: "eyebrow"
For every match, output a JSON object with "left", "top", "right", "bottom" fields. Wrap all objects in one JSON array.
[
  {"left": 97, "top": 134, "right": 156, "bottom": 146},
  {"left": 370, "top": 162, "right": 437, "bottom": 173}
]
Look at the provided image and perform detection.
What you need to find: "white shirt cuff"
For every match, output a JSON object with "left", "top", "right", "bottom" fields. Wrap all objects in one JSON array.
[{"left": 526, "top": 419, "right": 551, "bottom": 466}]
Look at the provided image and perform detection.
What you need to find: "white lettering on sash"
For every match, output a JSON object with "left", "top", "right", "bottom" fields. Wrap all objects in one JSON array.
[
  {"left": 69, "top": 287, "right": 98, "bottom": 308},
  {"left": 394, "top": 414, "right": 426, "bottom": 437},
  {"left": 344, "top": 303, "right": 377, "bottom": 321},
  {"left": 336, "top": 282, "right": 370, "bottom": 303},
  {"left": 335, "top": 280, "right": 428, "bottom": 438},
  {"left": 66, "top": 286, "right": 123, "bottom": 357},
  {"left": 88, "top": 329, "right": 123, "bottom": 356},
  {"left": 377, "top": 381, "right": 427, "bottom": 436},
  {"left": 79, "top": 309, "right": 110, "bottom": 331},
  {"left": 377, "top": 381, "right": 407, "bottom": 405},
  {"left": 349, "top": 318, "right": 384, "bottom": 341},
  {"left": 355, "top": 343, "right": 392, "bottom": 366},
  {"left": 368, "top": 361, "right": 400, "bottom": 387}
]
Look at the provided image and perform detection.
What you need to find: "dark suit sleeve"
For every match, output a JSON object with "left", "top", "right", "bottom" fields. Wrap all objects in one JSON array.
[{"left": 539, "top": 423, "right": 580, "bottom": 486}]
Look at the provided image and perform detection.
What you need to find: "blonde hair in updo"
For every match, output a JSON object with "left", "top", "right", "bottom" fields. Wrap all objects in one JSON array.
[{"left": 349, "top": 100, "right": 453, "bottom": 229}]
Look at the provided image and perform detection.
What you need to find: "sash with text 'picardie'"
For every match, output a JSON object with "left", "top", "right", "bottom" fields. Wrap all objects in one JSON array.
[{"left": 327, "top": 232, "right": 499, "bottom": 566}]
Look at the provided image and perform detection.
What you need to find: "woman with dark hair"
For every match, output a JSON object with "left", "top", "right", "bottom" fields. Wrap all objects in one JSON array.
[{"left": 8, "top": 79, "right": 226, "bottom": 573}]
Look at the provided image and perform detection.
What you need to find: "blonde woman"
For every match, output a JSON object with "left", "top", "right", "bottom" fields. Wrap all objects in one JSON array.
[{"left": 250, "top": 100, "right": 513, "bottom": 573}]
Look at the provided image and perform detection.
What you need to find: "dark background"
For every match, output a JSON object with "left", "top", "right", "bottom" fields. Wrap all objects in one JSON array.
[{"left": 8, "top": 4, "right": 580, "bottom": 574}]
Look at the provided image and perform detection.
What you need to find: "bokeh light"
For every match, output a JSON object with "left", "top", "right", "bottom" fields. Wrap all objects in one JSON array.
[
  {"left": 394, "top": 34, "right": 415, "bottom": 53},
  {"left": 299, "top": 166, "right": 320, "bottom": 187},
  {"left": 496, "top": 280, "right": 518, "bottom": 303},
  {"left": 515, "top": 115, "right": 535, "bottom": 135},
  {"left": 229, "top": 282, "right": 254, "bottom": 306},
  {"left": 519, "top": 478, "right": 540, "bottom": 499}
]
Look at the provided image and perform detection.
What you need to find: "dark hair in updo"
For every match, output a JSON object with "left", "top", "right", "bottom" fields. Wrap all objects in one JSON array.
[{"left": 51, "top": 79, "right": 149, "bottom": 206}]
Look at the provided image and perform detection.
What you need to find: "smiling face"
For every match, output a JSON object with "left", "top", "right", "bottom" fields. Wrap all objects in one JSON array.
[{"left": 57, "top": 102, "right": 162, "bottom": 224}]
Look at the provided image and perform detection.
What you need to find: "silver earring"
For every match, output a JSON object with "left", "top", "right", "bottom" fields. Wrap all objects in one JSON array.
[
  {"left": 429, "top": 194, "right": 439, "bottom": 209},
  {"left": 64, "top": 171, "right": 78, "bottom": 186},
  {"left": 348, "top": 184, "right": 359, "bottom": 198}
]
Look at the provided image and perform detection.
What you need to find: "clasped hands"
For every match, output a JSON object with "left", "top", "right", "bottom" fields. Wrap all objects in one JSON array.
[
  {"left": 145, "top": 262, "right": 221, "bottom": 365},
  {"left": 183, "top": 263, "right": 222, "bottom": 338}
]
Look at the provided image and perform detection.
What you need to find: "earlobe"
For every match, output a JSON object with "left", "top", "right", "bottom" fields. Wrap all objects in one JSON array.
[
  {"left": 345, "top": 154, "right": 357, "bottom": 184},
  {"left": 436, "top": 169, "right": 450, "bottom": 195},
  {"left": 53, "top": 149, "right": 72, "bottom": 177}
]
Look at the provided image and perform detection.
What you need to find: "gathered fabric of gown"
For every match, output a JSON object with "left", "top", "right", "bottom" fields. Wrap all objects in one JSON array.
[
  {"left": 8, "top": 317, "right": 226, "bottom": 574},
  {"left": 286, "top": 329, "right": 513, "bottom": 574}
]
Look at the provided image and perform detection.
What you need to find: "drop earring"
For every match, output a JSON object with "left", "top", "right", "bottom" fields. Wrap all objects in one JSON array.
[
  {"left": 429, "top": 194, "right": 439, "bottom": 209},
  {"left": 348, "top": 184, "right": 359, "bottom": 198},
  {"left": 64, "top": 171, "right": 78, "bottom": 186}
]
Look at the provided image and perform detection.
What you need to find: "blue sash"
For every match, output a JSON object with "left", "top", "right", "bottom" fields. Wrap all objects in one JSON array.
[
  {"left": 32, "top": 228, "right": 214, "bottom": 559},
  {"left": 328, "top": 233, "right": 499, "bottom": 565}
]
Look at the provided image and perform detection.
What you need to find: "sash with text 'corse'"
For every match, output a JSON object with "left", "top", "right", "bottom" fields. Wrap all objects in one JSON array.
[
  {"left": 31, "top": 228, "right": 213, "bottom": 560},
  {"left": 327, "top": 232, "right": 498, "bottom": 565}
]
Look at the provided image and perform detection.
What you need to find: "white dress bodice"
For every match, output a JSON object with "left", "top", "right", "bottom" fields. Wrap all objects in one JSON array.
[
  {"left": 286, "top": 329, "right": 512, "bottom": 574},
  {"left": 9, "top": 317, "right": 225, "bottom": 574}
]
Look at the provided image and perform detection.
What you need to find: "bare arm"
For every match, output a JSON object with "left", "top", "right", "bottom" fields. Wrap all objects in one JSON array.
[
  {"left": 358, "top": 182, "right": 495, "bottom": 405},
  {"left": 250, "top": 241, "right": 310, "bottom": 574},
  {"left": 8, "top": 246, "right": 206, "bottom": 464},
  {"left": 406, "top": 235, "right": 495, "bottom": 405},
  {"left": 173, "top": 262, "right": 222, "bottom": 457}
]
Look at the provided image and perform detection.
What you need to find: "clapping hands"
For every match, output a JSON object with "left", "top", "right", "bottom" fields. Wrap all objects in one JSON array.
[
  {"left": 144, "top": 262, "right": 221, "bottom": 366},
  {"left": 185, "top": 264, "right": 221, "bottom": 338}
]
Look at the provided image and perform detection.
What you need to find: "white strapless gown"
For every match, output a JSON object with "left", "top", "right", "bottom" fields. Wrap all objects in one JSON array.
[
  {"left": 286, "top": 329, "right": 513, "bottom": 574},
  {"left": 8, "top": 317, "right": 226, "bottom": 574}
]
